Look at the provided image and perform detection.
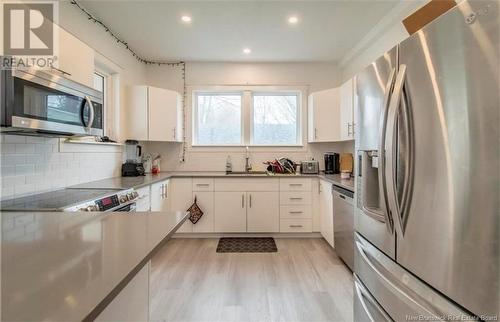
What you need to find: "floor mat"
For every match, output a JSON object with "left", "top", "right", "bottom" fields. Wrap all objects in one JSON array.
[{"left": 216, "top": 237, "right": 278, "bottom": 253}]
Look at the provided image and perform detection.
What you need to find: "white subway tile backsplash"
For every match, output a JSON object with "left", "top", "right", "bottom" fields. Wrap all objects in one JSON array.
[
  {"left": 4, "top": 135, "right": 27, "bottom": 144},
  {"left": 15, "top": 144, "right": 35, "bottom": 154},
  {"left": 16, "top": 164, "right": 35, "bottom": 176},
  {"left": 1, "top": 135, "right": 122, "bottom": 199}
]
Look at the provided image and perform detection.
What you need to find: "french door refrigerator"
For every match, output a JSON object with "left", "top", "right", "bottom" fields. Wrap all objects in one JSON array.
[{"left": 354, "top": 0, "right": 499, "bottom": 321}]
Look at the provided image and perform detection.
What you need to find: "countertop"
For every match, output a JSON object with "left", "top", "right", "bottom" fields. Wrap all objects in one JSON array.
[
  {"left": 70, "top": 171, "right": 355, "bottom": 192},
  {"left": 1, "top": 210, "right": 188, "bottom": 322}
]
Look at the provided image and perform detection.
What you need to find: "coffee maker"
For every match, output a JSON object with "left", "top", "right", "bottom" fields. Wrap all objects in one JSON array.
[
  {"left": 324, "top": 152, "right": 340, "bottom": 174},
  {"left": 122, "top": 140, "right": 145, "bottom": 177}
]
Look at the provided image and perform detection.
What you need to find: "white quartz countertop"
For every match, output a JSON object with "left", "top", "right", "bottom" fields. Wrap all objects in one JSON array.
[
  {"left": 1, "top": 210, "right": 188, "bottom": 322},
  {"left": 70, "top": 171, "right": 355, "bottom": 192}
]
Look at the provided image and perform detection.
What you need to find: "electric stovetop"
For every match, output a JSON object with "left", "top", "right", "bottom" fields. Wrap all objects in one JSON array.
[{"left": 0, "top": 188, "right": 121, "bottom": 211}]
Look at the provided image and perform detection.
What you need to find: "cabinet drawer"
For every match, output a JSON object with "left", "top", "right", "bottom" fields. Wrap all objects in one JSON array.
[
  {"left": 280, "top": 192, "right": 312, "bottom": 205},
  {"left": 192, "top": 178, "right": 214, "bottom": 191},
  {"left": 280, "top": 219, "right": 312, "bottom": 233},
  {"left": 279, "top": 178, "right": 312, "bottom": 191},
  {"left": 215, "top": 178, "right": 279, "bottom": 192},
  {"left": 280, "top": 205, "right": 312, "bottom": 219}
]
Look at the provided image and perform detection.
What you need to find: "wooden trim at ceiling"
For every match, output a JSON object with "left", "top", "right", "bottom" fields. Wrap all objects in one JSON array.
[{"left": 403, "top": 0, "right": 457, "bottom": 35}]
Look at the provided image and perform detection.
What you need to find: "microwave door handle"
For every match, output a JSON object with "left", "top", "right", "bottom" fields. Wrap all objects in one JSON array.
[
  {"left": 84, "top": 95, "right": 95, "bottom": 132},
  {"left": 378, "top": 67, "right": 396, "bottom": 233}
]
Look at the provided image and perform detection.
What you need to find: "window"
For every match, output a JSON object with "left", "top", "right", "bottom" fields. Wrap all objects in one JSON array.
[
  {"left": 192, "top": 88, "right": 303, "bottom": 147},
  {"left": 194, "top": 93, "right": 242, "bottom": 145},
  {"left": 252, "top": 93, "right": 299, "bottom": 145}
]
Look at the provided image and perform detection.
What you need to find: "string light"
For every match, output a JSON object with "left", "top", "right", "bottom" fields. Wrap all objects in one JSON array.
[{"left": 71, "top": 0, "right": 187, "bottom": 162}]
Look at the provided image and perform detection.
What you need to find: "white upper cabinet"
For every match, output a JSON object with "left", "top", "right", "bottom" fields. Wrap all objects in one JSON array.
[
  {"left": 49, "top": 26, "right": 95, "bottom": 88},
  {"left": 308, "top": 88, "right": 340, "bottom": 142},
  {"left": 308, "top": 79, "right": 356, "bottom": 143},
  {"left": 340, "top": 78, "right": 355, "bottom": 141},
  {"left": 126, "top": 86, "right": 183, "bottom": 142}
]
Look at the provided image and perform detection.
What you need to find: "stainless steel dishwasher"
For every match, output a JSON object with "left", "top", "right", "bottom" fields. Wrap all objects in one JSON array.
[{"left": 333, "top": 184, "right": 354, "bottom": 270}]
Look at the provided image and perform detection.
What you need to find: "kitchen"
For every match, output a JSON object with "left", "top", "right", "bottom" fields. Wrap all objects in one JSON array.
[{"left": 0, "top": 0, "right": 498, "bottom": 321}]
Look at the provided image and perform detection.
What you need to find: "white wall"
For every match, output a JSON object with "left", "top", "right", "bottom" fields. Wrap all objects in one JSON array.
[
  {"left": 142, "top": 62, "right": 353, "bottom": 172},
  {"left": 339, "top": 1, "right": 426, "bottom": 82}
]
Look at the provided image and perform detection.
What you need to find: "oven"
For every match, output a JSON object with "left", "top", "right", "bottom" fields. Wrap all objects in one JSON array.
[
  {"left": 1, "top": 68, "right": 104, "bottom": 137},
  {"left": 114, "top": 202, "right": 137, "bottom": 212}
]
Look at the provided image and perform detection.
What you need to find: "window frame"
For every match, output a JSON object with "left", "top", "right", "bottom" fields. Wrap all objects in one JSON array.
[
  {"left": 192, "top": 91, "right": 245, "bottom": 147},
  {"left": 250, "top": 91, "right": 302, "bottom": 147},
  {"left": 191, "top": 86, "right": 305, "bottom": 148}
]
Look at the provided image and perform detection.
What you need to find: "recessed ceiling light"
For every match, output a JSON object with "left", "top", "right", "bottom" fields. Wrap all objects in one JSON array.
[
  {"left": 288, "top": 16, "right": 299, "bottom": 24},
  {"left": 181, "top": 15, "right": 192, "bottom": 23},
  {"left": 243, "top": 48, "right": 251, "bottom": 54}
]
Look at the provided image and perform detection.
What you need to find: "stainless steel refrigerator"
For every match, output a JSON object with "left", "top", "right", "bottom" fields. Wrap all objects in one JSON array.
[{"left": 354, "top": 0, "right": 499, "bottom": 320}]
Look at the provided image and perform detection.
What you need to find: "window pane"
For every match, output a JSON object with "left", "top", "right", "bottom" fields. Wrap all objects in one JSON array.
[
  {"left": 196, "top": 94, "right": 242, "bottom": 145},
  {"left": 252, "top": 94, "right": 299, "bottom": 145}
]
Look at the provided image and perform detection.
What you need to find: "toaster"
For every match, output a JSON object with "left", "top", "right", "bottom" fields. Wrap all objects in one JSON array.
[{"left": 300, "top": 161, "right": 319, "bottom": 174}]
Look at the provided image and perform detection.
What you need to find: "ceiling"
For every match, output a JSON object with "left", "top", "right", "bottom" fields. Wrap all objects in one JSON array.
[{"left": 78, "top": 0, "right": 399, "bottom": 62}]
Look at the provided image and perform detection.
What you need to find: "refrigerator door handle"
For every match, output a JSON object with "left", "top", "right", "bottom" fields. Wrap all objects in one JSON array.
[
  {"left": 354, "top": 276, "right": 392, "bottom": 322},
  {"left": 378, "top": 67, "right": 397, "bottom": 233},
  {"left": 385, "top": 64, "right": 413, "bottom": 236}
]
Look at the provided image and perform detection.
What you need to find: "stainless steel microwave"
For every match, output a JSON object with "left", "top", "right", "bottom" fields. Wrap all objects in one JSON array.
[{"left": 0, "top": 68, "right": 103, "bottom": 137}]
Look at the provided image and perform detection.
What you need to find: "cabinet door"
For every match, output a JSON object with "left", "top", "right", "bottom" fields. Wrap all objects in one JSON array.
[
  {"left": 308, "top": 88, "right": 341, "bottom": 142},
  {"left": 126, "top": 86, "right": 148, "bottom": 141},
  {"left": 247, "top": 192, "right": 279, "bottom": 232},
  {"left": 319, "top": 180, "right": 334, "bottom": 247},
  {"left": 148, "top": 87, "right": 182, "bottom": 142},
  {"left": 57, "top": 27, "right": 95, "bottom": 88},
  {"left": 214, "top": 192, "right": 247, "bottom": 232},
  {"left": 150, "top": 180, "right": 169, "bottom": 212},
  {"left": 169, "top": 178, "right": 193, "bottom": 233},
  {"left": 192, "top": 191, "right": 214, "bottom": 233},
  {"left": 135, "top": 186, "right": 151, "bottom": 212},
  {"left": 340, "top": 79, "right": 354, "bottom": 141},
  {"left": 95, "top": 261, "right": 150, "bottom": 322}
]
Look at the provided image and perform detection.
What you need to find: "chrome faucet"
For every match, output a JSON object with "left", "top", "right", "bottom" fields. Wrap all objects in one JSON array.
[{"left": 245, "top": 146, "right": 252, "bottom": 172}]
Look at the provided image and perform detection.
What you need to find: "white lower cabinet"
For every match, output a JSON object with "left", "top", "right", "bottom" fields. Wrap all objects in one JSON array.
[
  {"left": 192, "top": 191, "right": 214, "bottom": 233},
  {"left": 135, "top": 186, "right": 151, "bottom": 211},
  {"left": 95, "top": 261, "right": 150, "bottom": 322},
  {"left": 319, "top": 179, "right": 334, "bottom": 247},
  {"left": 247, "top": 192, "right": 279, "bottom": 232},
  {"left": 214, "top": 192, "right": 247, "bottom": 232},
  {"left": 150, "top": 180, "right": 170, "bottom": 212},
  {"left": 169, "top": 178, "right": 193, "bottom": 233}
]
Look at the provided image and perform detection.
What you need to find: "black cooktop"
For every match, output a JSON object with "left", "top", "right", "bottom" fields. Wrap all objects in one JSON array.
[{"left": 0, "top": 188, "right": 121, "bottom": 211}]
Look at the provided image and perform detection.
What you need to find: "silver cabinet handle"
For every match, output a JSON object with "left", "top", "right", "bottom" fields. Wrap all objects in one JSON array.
[
  {"left": 290, "top": 225, "right": 303, "bottom": 228},
  {"left": 289, "top": 184, "right": 303, "bottom": 187},
  {"left": 172, "top": 127, "right": 176, "bottom": 140},
  {"left": 196, "top": 184, "right": 210, "bottom": 187},
  {"left": 241, "top": 194, "right": 245, "bottom": 208},
  {"left": 290, "top": 197, "right": 303, "bottom": 200},
  {"left": 160, "top": 184, "right": 164, "bottom": 198},
  {"left": 314, "top": 128, "right": 318, "bottom": 140},
  {"left": 51, "top": 66, "right": 72, "bottom": 76},
  {"left": 289, "top": 211, "right": 303, "bottom": 214},
  {"left": 249, "top": 194, "right": 252, "bottom": 208}
]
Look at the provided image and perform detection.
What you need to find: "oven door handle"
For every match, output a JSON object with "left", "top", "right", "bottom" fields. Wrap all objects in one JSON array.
[{"left": 83, "top": 95, "right": 95, "bottom": 132}]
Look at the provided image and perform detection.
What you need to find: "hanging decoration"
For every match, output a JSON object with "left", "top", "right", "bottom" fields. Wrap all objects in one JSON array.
[{"left": 70, "top": 0, "right": 187, "bottom": 162}]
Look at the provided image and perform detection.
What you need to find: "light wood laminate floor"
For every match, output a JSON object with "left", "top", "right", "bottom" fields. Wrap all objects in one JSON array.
[{"left": 150, "top": 238, "right": 353, "bottom": 322}]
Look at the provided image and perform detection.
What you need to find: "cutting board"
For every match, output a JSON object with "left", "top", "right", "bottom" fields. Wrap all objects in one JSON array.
[{"left": 340, "top": 153, "right": 353, "bottom": 173}]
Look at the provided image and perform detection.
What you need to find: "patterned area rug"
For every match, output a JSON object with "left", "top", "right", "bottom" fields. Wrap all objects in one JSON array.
[{"left": 216, "top": 237, "right": 278, "bottom": 253}]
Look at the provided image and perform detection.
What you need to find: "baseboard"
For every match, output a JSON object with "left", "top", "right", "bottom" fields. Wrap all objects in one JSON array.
[{"left": 172, "top": 232, "right": 323, "bottom": 239}]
